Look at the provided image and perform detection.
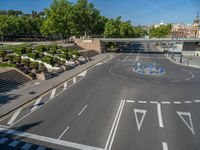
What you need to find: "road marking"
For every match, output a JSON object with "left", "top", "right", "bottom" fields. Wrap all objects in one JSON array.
[
  {"left": 123, "top": 56, "right": 129, "bottom": 62},
  {"left": 21, "top": 143, "right": 32, "bottom": 150},
  {"left": 173, "top": 101, "right": 181, "bottom": 104},
  {"left": 73, "top": 77, "right": 76, "bottom": 83},
  {"left": 162, "top": 142, "right": 168, "bottom": 150},
  {"left": 7, "top": 108, "right": 22, "bottom": 125},
  {"left": 0, "top": 127, "right": 103, "bottom": 150},
  {"left": 63, "top": 81, "right": 68, "bottom": 90},
  {"left": 78, "top": 105, "right": 88, "bottom": 116},
  {"left": 50, "top": 88, "right": 56, "bottom": 99},
  {"left": 105, "top": 100, "right": 125, "bottom": 150},
  {"left": 157, "top": 103, "right": 164, "bottom": 128},
  {"left": 161, "top": 101, "right": 171, "bottom": 104},
  {"left": 126, "top": 100, "right": 135, "bottom": 103},
  {"left": 31, "top": 97, "right": 42, "bottom": 112},
  {"left": 78, "top": 70, "right": 87, "bottom": 77},
  {"left": 150, "top": 101, "right": 158, "bottom": 104},
  {"left": 184, "top": 78, "right": 191, "bottom": 81},
  {"left": 58, "top": 126, "right": 70, "bottom": 140},
  {"left": 134, "top": 109, "right": 147, "bottom": 132},
  {"left": 138, "top": 101, "right": 147, "bottom": 104},
  {"left": 9, "top": 140, "right": 20, "bottom": 147},
  {"left": 194, "top": 100, "right": 200, "bottom": 103},
  {"left": 177, "top": 111, "right": 195, "bottom": 135},
  {"left": 36, "top": 146, "right": 46, "bottom": 150},
  {"left": 184, "top": 101, "right": 192, "bottom": 104},
  {"left": 136, "top": 56, "right": 139, "bottom": 61},
  {"left": 0, "top": 137, "right": 8, "bottom": 144}
]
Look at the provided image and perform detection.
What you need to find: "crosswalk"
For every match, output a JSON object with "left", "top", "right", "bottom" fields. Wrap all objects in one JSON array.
[{"left": 0, "top": 136, "right": 51, "bottom": 150}]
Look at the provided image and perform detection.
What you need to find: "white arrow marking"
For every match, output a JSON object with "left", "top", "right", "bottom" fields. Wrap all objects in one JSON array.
[
  {"left": 134, "top": 109, "right": 147, "bottom": 131},
  {"left": 177, "top": 111, "right": 195, "bottom": 135},
  {"left": 78, "top": 70, "right": 87, "bottom": 77}
]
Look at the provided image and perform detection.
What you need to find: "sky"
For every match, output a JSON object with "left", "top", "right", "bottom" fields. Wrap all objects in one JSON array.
[{"left": 0, "top": 0, "right": 200, "bottom": 25}]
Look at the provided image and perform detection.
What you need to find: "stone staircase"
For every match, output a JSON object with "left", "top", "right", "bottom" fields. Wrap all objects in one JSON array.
[{"left": 0, "top": 69, "right": 31, "bottom": 93}]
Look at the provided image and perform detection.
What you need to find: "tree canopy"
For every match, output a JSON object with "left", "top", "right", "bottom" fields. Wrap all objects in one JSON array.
[{"left": 149, "top": 24, "right": 172, "bottom": 38}]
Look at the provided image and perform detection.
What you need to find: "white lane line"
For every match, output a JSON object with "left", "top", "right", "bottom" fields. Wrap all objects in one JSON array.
[
  {"left": 73, "top": 77, "right": 77, "bottom": 84},
  {"left": 9, "top": 140, "right": 20, "bottom": 147},
  {"left": 194, "top": 100, "right": 200, "bottom": 103},
  {"left": 105, "top": 100, "right": 124, "bottom": 150},
  {"left": 173, "top": 101, "right": 182, "bottom": 104},
  {"left": 50, "top": 88, "right": 56, "bottom": 99},
  {"left": 108, "top": 100, "right": 125, "bottom": 150},
  {"left": 31, "top": 97, "right": 42, "bottom": 112},
  {"left": 136, "top": 56, "right": 139, "bottom": 61},
  {"left": 138, "top": 101, "right": 147, "bottom": 104},
  {"left": 57, "top": 126, "right": 70, "bottom": 140},
  {"left": 0, "top": 137, "right": 8, "bottom": 144},
  {"left": 150, "top": 101, "right": 158, "bottom": 104},
  {"left": 36, "top": 146, "right": 46, "bottom": 150},
  {"left": 162, "top": 142, "right": 168, "bottom": 150},
  {"left": 63, "top": 81, "right": 68, "bottom": 90},
  {"left": 21, "top": 143, "right": 32, "bottom": 150},
  {"left": 123, "top": 56, "right": 129, "bottom": 62},
  {"left": 184, "top": 101, "right": 192, "bottom": 104},
  {"left": 7, "top": 108, "right": 22, "bottom": 125},
  {"left": 184, "top": 78, "right": 191, "bottom": 81},
  {"left": 157, "top": 103, "right": 164, "bottom": 128},
  {"left": 126, "top": 100, "right": 135, "bottom": 103},
  {"left": 161, "top": 101, "right": 171, "bottom": 104},
  {"left": 0, "top": 127, "right": 103, "bottom": 150},
  {"left": 78, "top": 105, "right": 88, "bottom": 116}
]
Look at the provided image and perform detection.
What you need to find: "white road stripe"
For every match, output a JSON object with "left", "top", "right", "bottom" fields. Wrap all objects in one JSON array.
[
  {"left": 7, "top": 108, "right": 22, "bottom": 125},
  {"left": 9, "top": 140, "right": 20, "bottom": 147},
  {"left": 162, "top": 142, "right": 168, "bottom": 150},
  {"left": 36, "top": 146, "right": 46, "bottom": 150},
  {"left": 150, "top": 101, "right": 158, "bottom": 104},
  {"left": 73, "top": 77, "right": 76, "bottom": 83},
  {"left": 157, "top": 103, "right": 164, "bottom": 128},
  {"left": 50, "top": 88, "right": 56, "bottom": 99},
  {"left": 161, "top": 101, "right": 171, "bottom": 104},
  {"left": 78, "top": 105, "right": 88, "bottom": 116},
  {"left": 63, "top": 81, "right": 68, "bottom": 90},
  {"left": 21, "top": 143, "right": 32, "bottom": 150},
  {"left": 194, "top": 100, "right": 200, "bottom": 103},
  {"left": 57, "top": 126, "right": 70, "bottom": 140},
  {"left": 31, "top": 97, "right": 42, "bottom": 112},
  {"left": 0, "top": 137, "right": 8, "bottom": 144},
  {"left": 108, "top": 100, "right": 125, "bottom": 150},
  {"left": 126, "top": 100, "right": 135, "bottom": 103},
  {"left": 173, "top": 101, "right": 181, "bottom": 104},
  {"left": 105, "top": 100, "right": 124, "bottom": 150},
  {"left": 0, "top": 127, "right": 103, "bottom": 150},
  {"left": 138, "top": 101, "right": 147, "bottom": 104},
  {"left": 184, "top": 101, "right": 192, "bottom": 104}
]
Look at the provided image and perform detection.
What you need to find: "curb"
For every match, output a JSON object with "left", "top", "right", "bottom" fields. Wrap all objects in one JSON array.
[
  {"left": 0, "top": 54, "right": 110, "bottom": 120},
  {"left": 165, "top": 55, "right": 200, "bottom": 69}
]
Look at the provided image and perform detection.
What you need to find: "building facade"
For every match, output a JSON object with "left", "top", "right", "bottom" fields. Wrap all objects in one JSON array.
[{"left": 171, "top": 12, "right": 199, "bottom": 38}]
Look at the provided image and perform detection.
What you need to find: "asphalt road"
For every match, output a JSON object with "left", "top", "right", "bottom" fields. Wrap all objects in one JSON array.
[{"left": 0, "top": 42, "right": 200, "bottom": 150}]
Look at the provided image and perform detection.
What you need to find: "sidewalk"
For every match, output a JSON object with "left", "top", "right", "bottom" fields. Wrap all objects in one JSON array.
[
  {"left": 166, "top": 54, "right": 200, "bottom": 69},
  {"left": 0, "top": 53, "right": 110, "bottom": 118}
]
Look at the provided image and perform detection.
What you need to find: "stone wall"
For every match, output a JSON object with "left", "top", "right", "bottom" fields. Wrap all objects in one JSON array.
[{"left": 74, "top": 38, "right": 105, "bottom": 53}]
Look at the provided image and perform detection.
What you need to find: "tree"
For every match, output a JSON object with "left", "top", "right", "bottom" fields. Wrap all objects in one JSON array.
[
  {"left": 104, "top": 17, "right": 121, "bottom": 38},
  {"left": 119, "top": 21, "right": 134, "bottom": 38},
  {"left": 72, "top": 0, "right": 100, "bottom": 37},
  {"left": 149, "top": 24, "right": 172, "bottom": 38},
  {"left": 41, "top": 0, "right": 73, "bottom": 41}
]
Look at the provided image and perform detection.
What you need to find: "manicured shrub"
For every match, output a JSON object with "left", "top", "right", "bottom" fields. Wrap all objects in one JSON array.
[
  {"left": 41, "top": 56, "right": 53, "bottom": 65},
  {"left": 36, "top": 45, "right": 46, "bottom": 52},
  {"left": 27, "top": 53, "right": 39, "bottom": 60},
  {"left": 14, "top": 47, "right": 26, "bottom": 55}
]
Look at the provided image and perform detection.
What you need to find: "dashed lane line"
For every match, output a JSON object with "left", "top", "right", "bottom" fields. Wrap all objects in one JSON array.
[
  {"left": 0, "top": 127, "right": 103, "bottom": 150},
  {"left": 173, "top": 101, "right": 182, "bottom": 104},
  {"left": 78, "top": 105, "right": 88, "bottom": 116},
  {"left": 184, "top": 101, "right": 192, "bottom": 104},
  {"left": 157, "top": 103, "right": 164, "bottom": 128},
  {"left": 161, "top": 101, "right": 171, "bottom": 104},
  {"left": 162, "top": 142, "right": 168, "bottom": 150},
  {"left": 138, "top": 101, "right": 147, "bottom": 104},
  {"left": 126, "top": 100, "right": 135, "bottom": 103},
  {"left": 57, "top": 126, "right": 70, "bottom": 140},
  {"left": 194, "top": 100, "right": 200, "bottom": 103}
]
